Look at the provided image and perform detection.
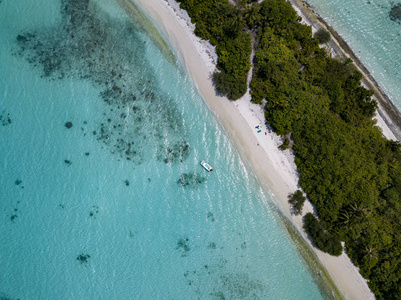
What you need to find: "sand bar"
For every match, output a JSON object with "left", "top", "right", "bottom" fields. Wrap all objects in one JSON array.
[{"left": 122, "top": 0, "right": 389, "bottom": 298}]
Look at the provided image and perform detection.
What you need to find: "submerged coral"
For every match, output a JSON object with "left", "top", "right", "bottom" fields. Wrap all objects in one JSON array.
[
  {"left": 76, "top": 253, "right": 90, "bottom": 264},
  {"left": 14, "top": 0, "right": 190, "bottom": 165},
  {"left": 177, "top": 172, "right": 206, "bottom": 187},
  {"left": 0, "top": 110, "right": 12, "bottom": 126},
  {"left": 390, "top": 3, "right": 401, "bottom": 23}
]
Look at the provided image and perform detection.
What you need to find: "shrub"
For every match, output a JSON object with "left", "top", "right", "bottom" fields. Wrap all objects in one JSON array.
[
  {"left": 212, "top": 71, "right": 247, "bottom": 100},
  {"left": 178, "top": 0, "right": 251, "bottom": 100},
  {"left": 279, "top": 137, "right": 290, "bottom": 150},
  {"left": 303, "top": 213, "right": 342, "bottom": 256},
  {"left": 288, "top": 190, "right": 305, "bottom": 215},
  {"left": 314, "top": 28, "right": 331, "bottom": 44}
]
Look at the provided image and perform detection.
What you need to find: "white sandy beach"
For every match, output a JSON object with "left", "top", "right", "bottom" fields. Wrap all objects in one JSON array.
[{"left": 122, "top": 0, "right": 392, "bottom": 298}]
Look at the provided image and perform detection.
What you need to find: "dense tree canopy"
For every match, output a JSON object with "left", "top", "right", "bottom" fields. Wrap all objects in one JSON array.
[
  {"left": 303, "top": 213, "right": 343, "bottom": 256},
  {"left": 177, "top": 0, "right": 252, "bottom": 100},
  {"left": 177, "top": 0, "right": 401, "bottom": 298}
]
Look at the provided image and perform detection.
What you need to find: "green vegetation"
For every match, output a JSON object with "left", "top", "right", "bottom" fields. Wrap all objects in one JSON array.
[
  {"left": 177, "top": 0, "right": 401, "bottom": 298},
  {"left": 279, "top": 210, "right": 345, "bottom": 300},
  {"left": 304, "top": 213, "right": 343, "bottom": 256},
  {"left": 279, "top": 136, "right": 290, "bottom": 150},
  {"left": 288, "top": 190, "right": 306, "bottom": 215},
  {"left": 177, "top": 0, "right": 252, "bottom": 100},
  {"left": 314, "top": 28, "right": 331, "bottom": 44}
]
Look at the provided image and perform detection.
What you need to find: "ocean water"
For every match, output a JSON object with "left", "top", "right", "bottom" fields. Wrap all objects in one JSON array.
[
  {"left": 1, "top": 0, "right": 325, "bottom": 299},
  {"left": 303, "top": 0, "right": 401, "bottom": 110}
]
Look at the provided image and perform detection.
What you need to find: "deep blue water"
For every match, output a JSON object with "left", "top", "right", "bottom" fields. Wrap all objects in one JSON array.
[{"left": 0, "top": 0, "right": 324, "bottom": 299}]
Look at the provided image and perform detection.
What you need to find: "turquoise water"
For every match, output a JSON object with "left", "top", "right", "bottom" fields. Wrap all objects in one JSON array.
[
  {"left": 304, "top": 0, "right": 401, "bottom": 110},
  {"left": 1, "top": 0, "right": 324, "bottom": 299}
]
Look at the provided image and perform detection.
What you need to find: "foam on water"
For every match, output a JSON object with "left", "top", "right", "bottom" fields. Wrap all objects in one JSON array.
[
  {"left": 1, "top": 0, "right": 325, "bottom": 299},
  {"left": 304, "top": 0, "right": 401, "bottom": 109}
]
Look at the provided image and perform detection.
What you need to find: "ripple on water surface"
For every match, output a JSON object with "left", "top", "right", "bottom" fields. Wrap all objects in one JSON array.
[
  {"left": 13, "top": 0, "right": 190, "bottom": 165},
  {"left": 0, "top": 0, "right": 325, "bottom": 299}
]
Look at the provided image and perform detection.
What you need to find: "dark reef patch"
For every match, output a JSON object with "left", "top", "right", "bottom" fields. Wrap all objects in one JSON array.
[
  {"left": 0, "top": 110, "right": 12, "bottom": 126},
  {"left": 216, "top": 273, "right": 264, "bottom": 299},
  {"left": 76, "top": 253, "right": 90, "bottom": 264},
  {"left": 176, "top": 237, "right": 190, "bottom": 257},
  {"left": 184, "top": 261, "right": 266, "bottom": 299},
  {"left": 178, "top": 172, "right": 206, "bottom": 188},
  {"left": 390, "top": 3, "right": 401, "bottom": 23},
  {"left": 207, "top": 212, "right": 216, "bottom": 222},
  {"left": 159, "top": 142, "right": 191, "bottom": 164},
  {"left": 207, "top": 242, "right": 217, "bottom": 249},
  {"left": 14, "top": 179, "right": 24, "bottom": 189},
  {"left": 65, "top": 121, "right": 73, "bottom": 129},
  {"left": 124, "top": 179, "right": 130, "bottom": 186},
  {"left": 64, "top": 159, "right": 72, "bottom": 166},
  {"left": 89, "top": 205, "right": 99, "bottom": 218},
  {"left": 14, "top": 0, "right": 190, "bottom": 166}
]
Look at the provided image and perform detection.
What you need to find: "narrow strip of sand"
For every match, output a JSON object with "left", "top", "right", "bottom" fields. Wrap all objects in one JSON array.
[
  {"left": 288, "top": 0, "right": 401, "bottom": 141},
  {"left": 124, "top": 0, "right": 382, "bottom": 298}
]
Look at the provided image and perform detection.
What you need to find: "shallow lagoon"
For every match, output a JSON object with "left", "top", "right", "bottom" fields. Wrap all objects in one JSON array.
[{"left": 0, "top": 0, "right": 324, "bottom": 298}]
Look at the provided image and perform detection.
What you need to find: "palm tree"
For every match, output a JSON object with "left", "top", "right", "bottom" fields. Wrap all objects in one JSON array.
[
  {"left": 339, "top": 210, "right": 352, "bottom": 226},
  {"left": 226, "top": 10, "right": 244, "bottom": 37},
  {"left": 362, "top": 245, "right": 377, "bottom": 260},
  {"left": 349, "top": 203, "right": 360, "bottom": 214},
  {"left": 242, "top": 5, "right": 260, "bottom": 29},
  {"left": 349, "top": 203, "right": 371, "bottom": 219}
]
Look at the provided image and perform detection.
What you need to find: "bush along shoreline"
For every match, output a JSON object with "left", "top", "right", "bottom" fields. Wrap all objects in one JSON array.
[
  {"left": 177, "top": 0, "right": 252, "bottom": 100},
  {"left": 177, "top": 0, "right": 401, "bottom": 298}
]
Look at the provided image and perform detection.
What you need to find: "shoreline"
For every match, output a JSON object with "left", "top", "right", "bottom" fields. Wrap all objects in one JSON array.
[
  {"left": 126, "top": 0, "right": 379, "bottom": 298},
  {"left": 288, "top": 0, "right": 401, "bottom": 141}
]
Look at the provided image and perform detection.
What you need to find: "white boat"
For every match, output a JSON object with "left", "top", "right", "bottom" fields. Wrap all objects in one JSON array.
[{"left": 200, "top": 160, "right": 213, "bottom": 172}]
